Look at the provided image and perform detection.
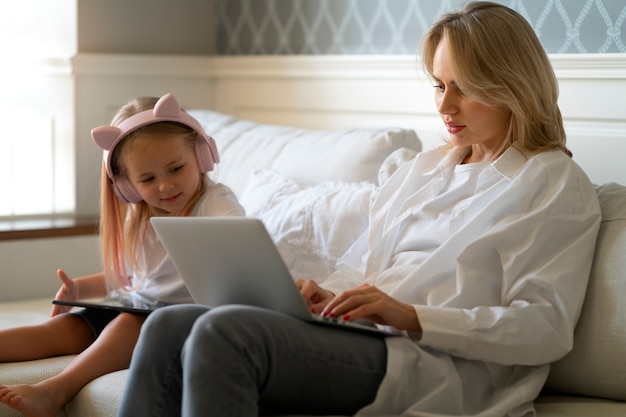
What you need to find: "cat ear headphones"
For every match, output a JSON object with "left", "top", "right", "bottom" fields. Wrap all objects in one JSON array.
[{"left": 91, "top": 93, "right": 219, "bottom": 203}]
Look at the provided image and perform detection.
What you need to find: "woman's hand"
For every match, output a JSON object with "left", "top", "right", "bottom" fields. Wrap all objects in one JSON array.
[
  {"left": 296, "top": 279, "right": 335, "bottom": 314},
  {"left": 51, "top": 269, "right": 79, "bottom": 316},
  {"left": 322, "top": 283, "right": 422, "bottom": 334}
]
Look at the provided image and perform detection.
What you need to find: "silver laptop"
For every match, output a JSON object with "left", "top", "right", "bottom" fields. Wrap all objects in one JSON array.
[{"left": 150, "top": 216, "right": 402, "bottom": 337}]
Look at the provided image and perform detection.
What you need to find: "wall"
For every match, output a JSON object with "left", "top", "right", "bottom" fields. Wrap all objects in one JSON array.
[
  {"left": 0, "top": 235, "right": 101, "bottom": 302},
  {"left": 215, "top": 0, "right": 626, "bottom": 54},
  {"left": 74, "top": 1, "right": 626, "bottom": 55},
  {"left": 77, "top": 0, "right": 216, "bottom": 54}
]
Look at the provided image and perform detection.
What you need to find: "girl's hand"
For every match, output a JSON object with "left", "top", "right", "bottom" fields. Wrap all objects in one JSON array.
[
  {"left": 51, "top": 269, "right": 79, "bottom": 316},
  {"left": 296, "top": 279, "right": 335, "bottom": 314},
  {"left": 322, "top": 283, "right": 422, "bottom": 333}
]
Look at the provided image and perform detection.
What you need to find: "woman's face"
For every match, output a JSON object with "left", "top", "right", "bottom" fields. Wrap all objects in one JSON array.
[
  {"left": 123, "top": 135, "right": 201, "bottom": 215},
  {"left": 431, "top": 39, "right": 511, "bottom": 162}
]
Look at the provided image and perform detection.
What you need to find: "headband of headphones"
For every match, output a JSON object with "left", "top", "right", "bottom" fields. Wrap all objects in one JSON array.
[{"left": 91, "top": 93, "right": 219, "bottom": 203}]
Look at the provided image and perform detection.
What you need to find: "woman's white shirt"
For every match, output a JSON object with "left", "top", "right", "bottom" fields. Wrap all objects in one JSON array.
[
  {"left": 129, "top": 180, "right": 245, "bottom": 307},
  {"left": 324, "top": 146, "right": 601, "bottom": 416}
]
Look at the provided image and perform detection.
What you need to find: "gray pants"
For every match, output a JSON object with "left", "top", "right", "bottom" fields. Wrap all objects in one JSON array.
[{"left": 116, "top": 304, "right": 387, "bottom": 417}]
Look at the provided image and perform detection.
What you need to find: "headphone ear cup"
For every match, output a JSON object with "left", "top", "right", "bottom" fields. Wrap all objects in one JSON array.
[
  {"left": 195, "top": 136, "right": 219, "bottom": 173},
  {"left": 113, "top": 178, "right": 142, "bottom": 203}
]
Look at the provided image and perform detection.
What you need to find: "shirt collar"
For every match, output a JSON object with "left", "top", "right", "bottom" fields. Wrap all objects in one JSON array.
[
  {"left": 492, "top": 146, "right": 533, "bottom": 178},
  {"left": 440, "top": 146, "right": 531, "bottom": 179}
]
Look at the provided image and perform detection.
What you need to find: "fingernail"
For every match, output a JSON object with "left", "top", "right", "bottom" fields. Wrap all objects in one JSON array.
[
  {"left": 310, "top": 307, "right": 316, "bottom": 314},
  {"left": 342, "top": 315, "right": 350, "bottom": 321}
]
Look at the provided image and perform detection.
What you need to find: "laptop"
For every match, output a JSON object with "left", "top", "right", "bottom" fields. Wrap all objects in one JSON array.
[{"left": 150, "top": 216, "right": 402, "bottom": 337}]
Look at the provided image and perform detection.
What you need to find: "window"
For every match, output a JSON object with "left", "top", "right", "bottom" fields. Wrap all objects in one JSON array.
[{"left": 0, "top": 1, "right": 77, "bottom": 219}]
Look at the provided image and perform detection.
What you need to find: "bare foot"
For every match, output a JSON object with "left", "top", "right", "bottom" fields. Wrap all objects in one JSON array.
[{"left": 0, "top": 383, "right": 63, "bottom": 417}]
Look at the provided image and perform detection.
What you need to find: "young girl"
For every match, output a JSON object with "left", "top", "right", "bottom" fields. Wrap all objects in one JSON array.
[{"left": 0, "top": 93, "right": 245, "bottom": 417}]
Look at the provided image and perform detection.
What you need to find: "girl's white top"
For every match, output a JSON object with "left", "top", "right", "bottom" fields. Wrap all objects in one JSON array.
[
  {"left": 323, "top": 146, "right": 601, "bottom": 417},
  {"left": 128, "top": 181, "right": 245, "bottom": 307}
]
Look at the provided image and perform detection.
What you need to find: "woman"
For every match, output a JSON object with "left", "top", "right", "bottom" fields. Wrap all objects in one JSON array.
[{"left": 116, "top": 3, "right": 601, "bottom": 416}]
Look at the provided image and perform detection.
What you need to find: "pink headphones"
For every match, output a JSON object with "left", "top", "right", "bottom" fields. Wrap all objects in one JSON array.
[{"left": 91, "top": 93, "right": 219, "bottom": 203}]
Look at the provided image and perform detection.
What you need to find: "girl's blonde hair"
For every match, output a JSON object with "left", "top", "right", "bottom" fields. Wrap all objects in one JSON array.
[
  {"left": 420, "top": 1, "right": 571, "bottom": 157},
  {"left": 100, "top": 97, "right": 207, "bottom": 292}
]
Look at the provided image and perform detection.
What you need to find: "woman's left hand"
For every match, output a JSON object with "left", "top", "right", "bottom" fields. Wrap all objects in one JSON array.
[{"left": 321, "top": 283, "right": 422, "bottom": 333}]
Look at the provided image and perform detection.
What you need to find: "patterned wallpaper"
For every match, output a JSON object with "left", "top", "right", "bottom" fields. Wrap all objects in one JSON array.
[{"left": 216, "top": 0, "right": 626, "bottom": 54}]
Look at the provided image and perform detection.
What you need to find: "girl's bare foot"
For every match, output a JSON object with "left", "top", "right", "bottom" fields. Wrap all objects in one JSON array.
[{"left": 0, "top": 383, "right": 64, "bottom": 417}]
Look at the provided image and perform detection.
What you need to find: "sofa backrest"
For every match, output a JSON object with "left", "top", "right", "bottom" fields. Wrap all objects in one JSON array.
[
  {"left": 546, "top": 182, "right": 626, "bottom": 401},
  {"left": 188, "top": 109, "right": 422, "bottom": 199}
]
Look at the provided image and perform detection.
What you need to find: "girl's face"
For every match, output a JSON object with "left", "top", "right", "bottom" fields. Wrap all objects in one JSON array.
[
  {"left": 123, "top": 135, "right": 201, "bottom": 215},
  {"left": 431, "top": 39, "right": 511, "bottom": 162}
]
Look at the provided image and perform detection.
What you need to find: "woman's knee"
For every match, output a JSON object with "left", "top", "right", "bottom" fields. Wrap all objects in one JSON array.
[
  {"left": 182, "top": 306, "right": 272, "bottom": 375},
  {"left": 133, "top": 304, "right": 210, "bottom": 356},
  {"left": 184, "top": 305, "right": 273, "bottom": 357},
  {"left": 143, "top": 304, "right": 208, "bottom": 335},
  {"left": 189, "top": 305, "right": 267, "bottom": 340}
]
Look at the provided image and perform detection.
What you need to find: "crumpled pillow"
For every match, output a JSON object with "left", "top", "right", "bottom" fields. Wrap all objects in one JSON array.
[{"left": 241, "top": 169, "right": 377, "bottom": 282}]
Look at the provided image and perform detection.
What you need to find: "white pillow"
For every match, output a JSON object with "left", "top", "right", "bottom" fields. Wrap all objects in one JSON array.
[
  {"left": 241, "top": 169, "right": 377, "bottom": 282},
  {"left": 187, "top": 109, "right": 421, "bottom": 199},
  {"left": 378, "top": 147, "right": 419, "bottom": 185}
]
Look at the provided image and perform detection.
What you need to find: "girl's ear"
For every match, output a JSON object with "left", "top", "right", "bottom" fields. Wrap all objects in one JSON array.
[{"left": 92, "top": 126, "right": 122, "bottom": 150}]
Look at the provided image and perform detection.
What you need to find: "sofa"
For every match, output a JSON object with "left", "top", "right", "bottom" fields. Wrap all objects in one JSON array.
[{"left": 1, "top": 110, "right": 624, "bottom": 417}]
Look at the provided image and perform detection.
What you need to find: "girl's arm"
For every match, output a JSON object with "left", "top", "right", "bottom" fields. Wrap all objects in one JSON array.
[{"left": 51, "top": 269, "right": 108, "bottom": 316}]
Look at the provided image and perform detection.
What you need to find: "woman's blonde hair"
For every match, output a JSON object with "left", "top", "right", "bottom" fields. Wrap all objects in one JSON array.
[
  {"left": 420, "top": 1, "right": 570, "bottom": 157},
  {"left": 100, "top": 97, "right": 207, "bottom": 292}
]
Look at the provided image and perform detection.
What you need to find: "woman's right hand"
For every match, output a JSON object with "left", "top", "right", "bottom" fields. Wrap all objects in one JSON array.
[
  {"left": 296, "top": 279, "right": 335, "bottom": 314},
  {"left": 51, "top": 269, "right": 79, "bottom": 316}
]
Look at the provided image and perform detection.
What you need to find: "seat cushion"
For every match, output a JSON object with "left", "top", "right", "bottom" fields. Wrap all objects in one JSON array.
[{"left": 535, "top": 395, "right": 626, "bottom": 417}]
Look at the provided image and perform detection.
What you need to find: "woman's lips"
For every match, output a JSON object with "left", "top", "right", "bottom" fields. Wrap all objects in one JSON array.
[{"left": 446, "top": 122, "right": 465, "bottom": 134}]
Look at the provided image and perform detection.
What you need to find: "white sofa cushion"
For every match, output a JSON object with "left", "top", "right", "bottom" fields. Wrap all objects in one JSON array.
[
  {"left": 546, "top": 182, "right": 626, "bottom": 401},
  {"left": 188, "top": 110, "right": 422, "bottom": 199},
  {"left": 66, "top": 370, "right": 127, "bottom": 417}
]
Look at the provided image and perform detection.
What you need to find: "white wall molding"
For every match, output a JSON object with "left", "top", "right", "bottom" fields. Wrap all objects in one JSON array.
[
  {"left": 210, "top": 55, "right": 423, "bottom": 80},
  {"left": 209, "top": 53, "right": 626, "bottom": 80},
  {"left": 550, "top": 53, "right": 626, "bottom": 79}
]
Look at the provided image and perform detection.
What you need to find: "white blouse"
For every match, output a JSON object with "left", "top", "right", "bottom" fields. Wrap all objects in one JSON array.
[{"left": 323, "top": 146, "right": 601, "bottom": 417}]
